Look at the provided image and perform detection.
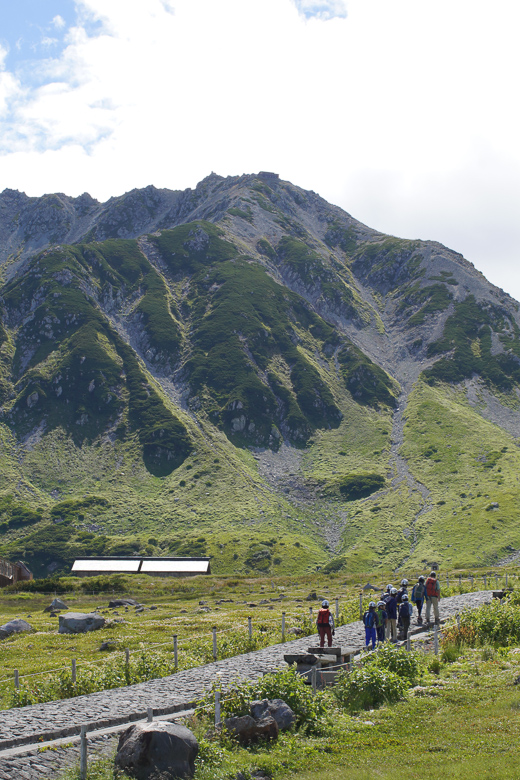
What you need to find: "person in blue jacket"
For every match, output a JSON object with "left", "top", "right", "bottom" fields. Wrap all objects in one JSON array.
[
  {"left": 362, "top": 601, "right": 379, "bottom": 650},
  {"left": 385, "top": 587, "right": 398, "bottom": 643}
]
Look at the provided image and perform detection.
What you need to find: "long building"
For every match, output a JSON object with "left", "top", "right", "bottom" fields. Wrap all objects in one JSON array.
[{"left": 71, "top": 556, "right": 211, "bottom": 577}]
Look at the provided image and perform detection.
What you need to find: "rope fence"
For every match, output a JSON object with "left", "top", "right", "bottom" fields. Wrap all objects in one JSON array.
[{"left": 0, "top": 572, "right": 513, "bottom": 695}]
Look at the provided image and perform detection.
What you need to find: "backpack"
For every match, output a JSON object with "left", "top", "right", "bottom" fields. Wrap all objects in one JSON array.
[
  {"left": 408, "top": 602, "right": 413, "bottom": 617},
  {"left": 412, "top": 583, "right": 425, "bottom": 601},
  {"left": 364, "top": 610, "right": 378, "bottom": 629},
  {"left": 317, "top": 608, "right": 331, "bottom": 626},
  {"left": 426, "top": 577, "right": 439, "bottom": 598}
]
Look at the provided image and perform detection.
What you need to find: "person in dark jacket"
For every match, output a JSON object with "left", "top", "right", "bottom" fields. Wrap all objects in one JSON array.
[
  {"left": 399, "top": 594, "right": 412, "bottom": 639},
  {"left": 385, "top": 588, "right": 398, "bottom": 642},
  {"left": 363, "top": 601, "right": 379, "bottom": 650},
  {"left": 411, "top": 575, "right": 426, "bottom": 624},
  {"left": 376, "top": 601, "right": 387, "bottom": 644}
]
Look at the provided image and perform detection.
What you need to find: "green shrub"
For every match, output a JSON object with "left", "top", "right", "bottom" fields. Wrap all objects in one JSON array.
[
  {"left": 334, "top": 666, "right": 407, "bottom": 712},
  {"left": 339, "top": 473, "right": 385, "bottom": 500},
  {"left": 441, "top": 643, "right": 460, "bottom": 663},
  {"left": 367, "top": 643, "right": 421, "bottom": 685},
  {"left": 203, "top": 668, "right": 328, "bottom": 734}
]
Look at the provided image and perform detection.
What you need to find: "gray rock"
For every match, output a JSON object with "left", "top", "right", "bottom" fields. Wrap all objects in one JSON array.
[
  {"left": 58, "top": 612, "right": 105, "bottom": 634},
  {"left": 115, "top": 721, "right": 198, "bottom": 779},
  {"left": 43, "top": 598, "right": 68, "bottom": 612},
  {"left": 99, "top": 640, "right": 118, "bottom": 651},
  {"left": 109, "top": 599, "right": 137, "bottom": 607},
  {"left": 0, "top": 619, "right": 33, "bottom": 640},
  {"left": 250, "top": 699, "right": 296, "bottom": 731},
  {"left": 305, "top": 592, "right": 317, "bottom": 601},
  {"left": 224, "top": 714, "right": 278, "bottom": 745}
]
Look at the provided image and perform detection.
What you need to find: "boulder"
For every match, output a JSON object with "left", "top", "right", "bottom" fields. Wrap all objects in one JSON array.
[
  {"left": 305, "top": 592, "right": 317, "bottom": 601},
  {"left": 99, "top": 640, "right": 118, "bottom": 651},
  {"left": 114, "top": 721, "right": 198, "bottom": 779},
  {"left": 224, "top": 714, "right": 278, "bottom": 745},
  {"left": 0, "top": 619, "right": 33, "bottom": 640},
  {"left": 43, "top": 598, "right": 68, "bottom": 612},
  {"left": 250, "top": 699, "right": 296, "bottom": 731},
  {"left": 58, "top": 612, "right": 105, "bottom": 634},
  {"left": 109, "top": 598, "right": 138, "bottom": 608}
]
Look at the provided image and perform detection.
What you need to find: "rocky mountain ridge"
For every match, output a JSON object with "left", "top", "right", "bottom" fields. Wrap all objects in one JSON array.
[{"left": 1, "top": 171, "right": 520, "bottom": 576}]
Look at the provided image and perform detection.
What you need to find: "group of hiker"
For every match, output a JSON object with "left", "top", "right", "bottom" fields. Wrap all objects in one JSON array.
[
  {"left": 362, "top": 572, "right": 441, "bottom": 650},
  {"left": 315, "top": 571, "right": 441, "bottom": 649}
]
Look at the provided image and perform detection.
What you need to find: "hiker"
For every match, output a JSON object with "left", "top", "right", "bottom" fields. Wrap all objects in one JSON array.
[
  {"left": 381, "top": 583, "right": 393, "bottom": 603},
  {"left": 396, "top": 578, "right": 409, "bottom": 604},
  {"left": 363, "top": 601, "right": 379, "bottom": 650},
  {"left": 399, "top": 594, "right": 413, "bottom": 639},
  {"left": 376, "top": 601, "right": 387, "bottom": 644},
  {"left": 411, "top": 575, "right": 426, "bottom": 623},
  {"left": 425, "top": 571, "right": 441, "bottom": 625},
  {"left": 396, "top": 579, "right": 408, "bottom": 632},
  {"left": 316, "top": 600, "right": 335, "bottom": 647},
  {"left": 385, "top": 588, "right": 398, "bottom": 642}
]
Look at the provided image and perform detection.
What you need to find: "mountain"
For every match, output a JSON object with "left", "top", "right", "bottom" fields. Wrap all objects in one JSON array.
[{"left": 1, "top": 171, "right": 519, "bottom": 577}]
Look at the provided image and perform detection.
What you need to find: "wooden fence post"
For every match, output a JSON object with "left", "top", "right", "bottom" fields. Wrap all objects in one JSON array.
[
  {"left": 311, "top": 666, "right": 317, "bottom": 694},
  {"left": 335, "top": 598, "right": 339, "bottom": 622},
  {"left": 80, "top": 725, "right": 87, "bottom": 780},
  {"left": 173, "top": 635, "right": 178, "bottom": 670},
  {"left": 282, "top": 612, "right": 286, "bottom": 642},
  {"left": 72, "top": 659, "right": 76, "bottom": 684},
  {"left": 212, "top": 627, "right": 217, "bottom": 662},
  {"left": 359, "top": 593, "right": 363, "bottom": 619},
  {"left": 434, "top": 625, "right": 439, "bottom": 655},
  {"left": 248, "top": 616, "right": 252, "bottom": 639},
  {"left": 215, "top": 691, "right": 221, "bottom": 726},
  {"left": 14, "top": 670, "right": 19, "bottom": 689}
]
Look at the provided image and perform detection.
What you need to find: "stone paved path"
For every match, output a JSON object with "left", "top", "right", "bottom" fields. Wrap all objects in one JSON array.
[{"left": 0, "top": 591, "right": 493, "bottom": 778}]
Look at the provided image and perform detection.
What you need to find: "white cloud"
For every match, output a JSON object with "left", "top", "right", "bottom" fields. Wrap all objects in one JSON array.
[
  {"left": 52, "top": 15, "right": 66, "bottom": 29},
  {"left": 0, "top": 0, "right": 519, "bottom": 298},
  {"left": 292, "top": 0, "right": 347, "bottom": 20}
]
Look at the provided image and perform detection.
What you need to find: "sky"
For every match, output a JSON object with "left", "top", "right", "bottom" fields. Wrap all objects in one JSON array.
[{"left": 0, "top": 0, "right": 519, "bottom": 299}]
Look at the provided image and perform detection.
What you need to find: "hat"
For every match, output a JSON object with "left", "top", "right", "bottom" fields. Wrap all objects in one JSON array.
[
  {"left": 402, "top": 594, "right": 409, "bottom": 601},
  {"left": 391, "top": 587, "right": 398, "bottom": 595},
  {"left": 322, "top": 600, "right": 329, "bottom": 607},
  {"left": 369, "top": 601, "right": 376, "bottom": 607}
]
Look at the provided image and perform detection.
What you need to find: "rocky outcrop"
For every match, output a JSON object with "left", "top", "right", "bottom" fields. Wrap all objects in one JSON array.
[
  {"left": 114, "top": 721, "right": 198, "bottom": 779},
  {"left": 0, "top": 619, "right": 33, "bottom": 640},
  {"left": 58, "top": 612, "right": 105, "bottom": 634}
]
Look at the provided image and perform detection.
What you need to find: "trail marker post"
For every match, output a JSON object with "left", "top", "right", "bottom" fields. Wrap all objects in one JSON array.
[
  {"left": 173, "top": 635, "right": 178, "bottom": 670},
  {"left": 72, "top": 659, "right": 76, "bottom": 684},
  {"left": 212, "top": 627, "right": 217, "bottom": 661},
  {"left": 248, "top": 616, "right": 252, "bottom": 640},
  {"left": 282, "top": 612, "right": 286, "bottom": 642}
]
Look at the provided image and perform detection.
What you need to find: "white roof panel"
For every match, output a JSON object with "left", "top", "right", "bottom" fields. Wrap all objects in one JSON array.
[
  {"left": 72, "top": 559, "right": 141, "bottom": 572},
  {"left": 140, "top": 559, "right": 209, "bottom": 573}
]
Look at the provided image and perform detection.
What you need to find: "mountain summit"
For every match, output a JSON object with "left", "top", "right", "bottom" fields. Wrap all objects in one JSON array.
[{"left": 1, "top": 172, "right": 519, "bottom": 576}]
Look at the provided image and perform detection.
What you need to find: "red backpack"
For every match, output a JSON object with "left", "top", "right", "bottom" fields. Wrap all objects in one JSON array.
[
  {"left": 426, "top": 577, "right": 439, "bottom": 598},
  {"left": 317, "top": 608, "right": 330, "bottom": 626}
]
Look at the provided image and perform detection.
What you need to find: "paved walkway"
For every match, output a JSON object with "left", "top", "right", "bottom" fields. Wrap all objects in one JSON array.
[{"left": 0, "top": 590, "right": 493, "bottom": 778}]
